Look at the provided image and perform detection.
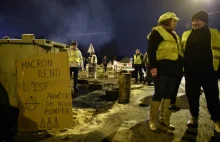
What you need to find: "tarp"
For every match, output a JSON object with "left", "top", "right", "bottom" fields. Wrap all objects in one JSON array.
[
  {"left": 88, "top": 44, "right": 95, "bottom": 54},
  {"left": 113, "top": 60, "right": 132, "bottom": 67},
  {"left": 113, "top": 56, "right": 130, "bottom": 63}
]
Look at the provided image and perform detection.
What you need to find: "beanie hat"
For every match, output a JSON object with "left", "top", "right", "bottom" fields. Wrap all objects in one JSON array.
[
  {"left": 71, "top": 41, "right": 78, "bottom": 45},
  {"left": 192, "top": 10, "right": 209, "bottom": 23}
]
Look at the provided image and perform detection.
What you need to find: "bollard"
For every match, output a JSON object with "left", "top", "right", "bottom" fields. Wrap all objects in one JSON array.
[{"left": 118, "top": 73, "right": 131, "bottom": 104}]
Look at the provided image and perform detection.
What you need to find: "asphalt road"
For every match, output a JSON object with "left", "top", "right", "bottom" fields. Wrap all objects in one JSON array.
[{"left": 15, "top": 79, "right": 220, "bottom": 142}]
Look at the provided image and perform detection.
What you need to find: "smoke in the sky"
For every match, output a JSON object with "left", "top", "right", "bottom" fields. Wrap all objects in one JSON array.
[{"left": 28, "top": 0, "right": 114, "bottom": 48}]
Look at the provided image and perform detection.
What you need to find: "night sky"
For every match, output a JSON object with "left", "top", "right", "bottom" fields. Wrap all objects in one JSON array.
[{"left": 0, "top": 0, "right": 220, "bottom": 57}]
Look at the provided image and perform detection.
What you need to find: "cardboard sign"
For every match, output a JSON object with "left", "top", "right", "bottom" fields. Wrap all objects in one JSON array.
[{"left": 16, "top": 52, "right": 72, "bottom": 130}]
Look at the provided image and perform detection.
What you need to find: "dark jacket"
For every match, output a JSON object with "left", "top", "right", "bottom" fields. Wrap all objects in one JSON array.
[
  {"left": 147, "top": 29, "right": 183, "bottom": 77},
  {"left": 0, "top": 82, "right": 20, "bottom": 140},
  {"left": 103, "top": 58, "right": 109, "bottom": 66},
  {"left": 184, "top": 26, "right": 214, "bottom": 74},
  {"left": 0, "top": 82, "right": 10, "bottom": 106}
]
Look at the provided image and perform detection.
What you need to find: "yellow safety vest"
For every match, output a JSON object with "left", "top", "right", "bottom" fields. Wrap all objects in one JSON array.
[
  {"left": 134, "top": 54, "right": 142, "bottom": 64},
  {"left": 148, "top": 26, "right": 183, "bottom": 61},
  {"left": 181, "top": 28, "right": 220, "bottom": 71},
  {"left": 144, "top": 52, "right": 149, "bottom": 65},
  {"left": 69, "top": 50, "right": 81, "bottom": 63}
]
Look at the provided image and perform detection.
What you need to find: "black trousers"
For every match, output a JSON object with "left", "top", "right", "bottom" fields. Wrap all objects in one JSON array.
[
  {"left": 134, "top": 64, "right": 143, "bottom": 82},
  {"left": 171, "top": 75, "right": 183, "bottom": 105},
  {"left": 70, "top": 67, "right": 79, "bottom": 89},
  {"left": 84, "top": 63, "right": 86, "bottom": 71},
  {"left": 185, "top": 72, "right": 220, "bottom": 122},
  {"left": 103, "top": 65, "right": 107, "bottom": 73},
  {"left": 146, "top": 66, "right": 153, "bottom": 84}
]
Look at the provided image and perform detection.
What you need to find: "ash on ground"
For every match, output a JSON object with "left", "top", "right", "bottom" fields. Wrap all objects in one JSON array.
[{"left": 72, "top": 90, "right": 115, "bottom": 110}]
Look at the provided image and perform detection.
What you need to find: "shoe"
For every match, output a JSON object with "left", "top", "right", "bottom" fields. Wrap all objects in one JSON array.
[
  {"left": 74, "top": 87, "right": 79, "bottom": 92},
  {"left": 169, "top": 104, "right": 180, "bottom": 111},
  {"left": 214, "top": 121, "right": 220, "bottom": 133},
  {"left": 74, "top": 87, "right": 82, "bottom": 93},
  {"left": 187, "top": 117, "right": 198, "bottom": 127},
  {"left": 148, "top": 82, "right": 154, "bottom": 86},
  {"left": 134, "top": 79, "right": 138, "bottom": 84}
]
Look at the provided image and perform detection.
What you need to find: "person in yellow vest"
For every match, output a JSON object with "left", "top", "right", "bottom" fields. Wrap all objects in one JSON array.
[
  {"left": 181, "top": 10, "right": 220, "bottom": 133},
  {"left": 143, "top": 52, "right": 154, "bottom": 86},
  {"left": 147, "top": 12, "right": 184, "bottom": 132},
  {"left": 132, "top": 49, "right": 144, "bottom": 84},
  {"left": 68, "top": 41, "right": 84, "bottom": 92}
]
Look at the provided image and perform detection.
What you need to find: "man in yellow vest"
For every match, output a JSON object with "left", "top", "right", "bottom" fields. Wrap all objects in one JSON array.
[
  {"left": 147, "top": 12, "right": 184, "bottom": 133},
  {"left": 68, "top": 41, "right": 84, "bottom": 92},
  {"left": 182, "top": 10, "right": 220, "bottom": 133},
  {"left": 132, "top": 49, "right": 144, "bottom": 84}
]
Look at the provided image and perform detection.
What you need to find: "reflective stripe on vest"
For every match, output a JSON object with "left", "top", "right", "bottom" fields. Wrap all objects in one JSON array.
[
  {"left": 181, "top": 28, "right": 220, "bottom": 71},
  {"left": 152, "top": 26, "right": 183, "bottom": 61},
  {"left": 134, "top": 54, "right": 142, "bottom": 64}
]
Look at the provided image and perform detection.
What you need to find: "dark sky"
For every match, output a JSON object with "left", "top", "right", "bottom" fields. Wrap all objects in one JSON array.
[{"left": 0, "top": 0, "right": 220, "bottom": 57}]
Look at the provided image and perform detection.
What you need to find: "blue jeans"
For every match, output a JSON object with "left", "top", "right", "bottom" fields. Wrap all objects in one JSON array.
[
  {"left": 70, "top": 67, "right": 79, "bottom": 89},
  {"left": 152, "top": 76, "right": 178, "bottom": 101}
]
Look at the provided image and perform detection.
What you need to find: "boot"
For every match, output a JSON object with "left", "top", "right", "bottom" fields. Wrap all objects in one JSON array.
[
  {"left": 74, "top": 87, "right": 79, "bottom": 92},
  {"left": 214, "top": 121, "right": 220, "bottom": 133},
  {"left": 187, "top": 117, "right": 198, "bottom": 127},
  {"left": 74, "top": 86, "right": 82, "bottom": 93},
  {"left": 159, "top": 99, "right": 175, "bottom": 131},
  {"left": 143, "top": 79, "right": 147, "bottom": 85},
  {"left": 140, "top": 76, "right": 143, "bottom": 84},
  {"left": 159, "top": 99, "right": 164, "bottom": 122},
  {"left": 148, "top": 82, "right": 154, "bottom": 86},
  {"left": 149, "top": 101, "right": 161, "bottom": 131},
  {"left": 135, "top": 78, "right": 138, "bottom": 84},
  {"left": 169, "top": 104, "right": 180, "bottom": 111}
]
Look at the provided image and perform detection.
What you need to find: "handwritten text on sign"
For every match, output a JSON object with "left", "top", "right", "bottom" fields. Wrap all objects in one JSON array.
[{"left": 16, "top": 52, "right": 72, "bottom": 130}]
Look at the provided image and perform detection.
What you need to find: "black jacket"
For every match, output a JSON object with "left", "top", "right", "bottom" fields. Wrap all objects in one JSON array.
[
  {"left": 103, "top": 58, "right": 109, "bottom": 66},
  {"left": 184, "top": 26, "right": 214, "bottom": 74},
  {"left": 147, "top": 29, "right": 183, "bottom": 77}
]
